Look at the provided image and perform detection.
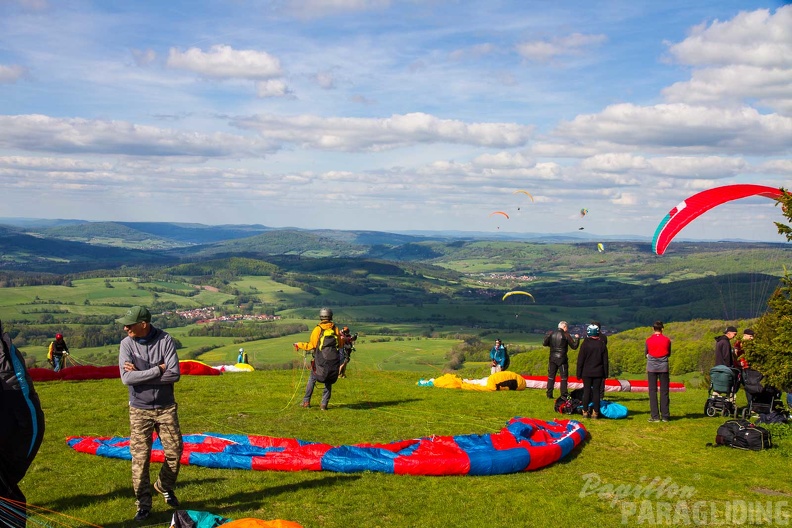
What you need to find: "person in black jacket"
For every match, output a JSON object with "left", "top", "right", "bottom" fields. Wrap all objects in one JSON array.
[
  {"left": 576, "top": 324, "right": 609, "bottom": 419},
  {"left": 542, "top": 321, "right": 580, "bottom": 399},
  {"left": 0, "top": 320, "right": 45, "bottom": 522},
  {"left": 714, "top": 326, "right": 738, "bottom": 368}
]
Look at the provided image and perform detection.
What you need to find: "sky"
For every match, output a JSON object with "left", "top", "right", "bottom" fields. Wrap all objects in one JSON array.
[{"left": 1, "top": 0, "right": 792, "bottom": 242}]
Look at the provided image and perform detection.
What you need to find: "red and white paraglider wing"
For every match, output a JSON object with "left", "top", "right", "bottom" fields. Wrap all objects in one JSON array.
[{"left": 652, "top": 184, "right": 784, "bottom": 255}]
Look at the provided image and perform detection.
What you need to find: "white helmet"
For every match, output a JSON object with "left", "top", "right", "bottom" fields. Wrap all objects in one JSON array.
[{"left": 239, "top": 348, "right": 244, "bottom": 353}]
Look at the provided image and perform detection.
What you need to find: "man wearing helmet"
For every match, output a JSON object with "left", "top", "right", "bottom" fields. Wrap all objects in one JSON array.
[
  {"left": 576, "top": 324, "right": 609, "bottom": 419},
  {"left": 48, "top": 333, "right": 70, "bottom": 372},
  {"left": 294, "top": 308, "right": 344, "bottom": 410}
]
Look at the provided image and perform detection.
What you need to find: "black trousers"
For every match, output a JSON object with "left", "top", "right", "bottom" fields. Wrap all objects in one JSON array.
[
  {"left": 547, "top": 359, "right": 568, "bottom": 397},
  {"left": 648, "top": 371, "right": 670, "bottom": 420},
  {"left": 582, "top": 376, "right": 603, "bottom": 415}
]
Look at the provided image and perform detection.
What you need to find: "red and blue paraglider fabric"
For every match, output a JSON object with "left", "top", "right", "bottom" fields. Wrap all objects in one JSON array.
[{"left": 67, "top": 417, "right": 586, "bottom": 476}]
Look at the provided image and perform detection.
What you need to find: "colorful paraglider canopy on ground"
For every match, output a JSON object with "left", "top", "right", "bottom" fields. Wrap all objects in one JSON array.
[
  {"left": 419, "top": 372, "right": 526, "bottom": 391},
  {"left": 68, "top": 417, "right": 586, "bottom": 476},
  {"left": 170, "top": 510, "right": 303, "bottom": 528},
  {"left": 180, "top": 360, "right": 222, "bottom": 376},
  {"left": 652, "top": 184, "right": 785, "bottom": 255},
  {"left": 28, "top": 365, "right": 120, "bottom": 382},
  {"left": 522, "top": 375, "right": 685, "bottom": 392}
]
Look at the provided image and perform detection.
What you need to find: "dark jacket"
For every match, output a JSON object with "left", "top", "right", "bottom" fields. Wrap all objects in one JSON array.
[
  {"left": 713, "top": 335, "right": 734, "bottom": 368},
  {"left": 576, "top": 337, "right": 608, "bottom": 378},
  {"left": 543, "top": 329, "right": 580, "bottom": 361},
  {"left": 51, "top": 338, "right": 69, "bottom": 357}
]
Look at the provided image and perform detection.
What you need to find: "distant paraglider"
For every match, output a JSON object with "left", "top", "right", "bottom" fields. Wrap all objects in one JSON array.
[
  {"left": 579, "top": 208, "right": 588, "bottom": 218},
  {"left": 597, "top": 243, "right": 604, "bottom": 253},
  {"left": 489, "top": 211, "right": 510, "bottom": 219},
  {"left": 652, "top": 184, "right": 785, "bottom": 255},
  {"left": 502, "top": 291, "right": 535, "bottom": 302}
]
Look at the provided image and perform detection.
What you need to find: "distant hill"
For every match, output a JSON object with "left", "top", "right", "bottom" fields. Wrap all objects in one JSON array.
[{"left": 0, "top": 224, "right": 173, "bottom": 272}]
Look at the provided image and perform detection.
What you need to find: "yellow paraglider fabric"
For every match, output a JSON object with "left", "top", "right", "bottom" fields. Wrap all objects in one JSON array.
[
  {"left": 234, "top": 363, "right": 255, "bottom": 371},
  {"left": 430, "top": 372, "right": 525, "bottom": 391},
  {"left": 486, "top": 371, "right": 526, "bottom": 391},
  {"left": 502, "top": 291, "right": 534, "bottom": 302}
]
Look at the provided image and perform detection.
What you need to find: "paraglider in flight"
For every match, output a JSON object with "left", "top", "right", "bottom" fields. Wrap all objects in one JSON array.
[
  {"left": 502, "top": 291, "right": 535, "bottom": 302},
  {"left": 597, "top": 243, "right": 604, "bottom": 253},
  {"left": 579, "top": 208, "right": 588, "bottom": 218},
  {"left": 513, "top": 190, "right": 534, "bottom": 201},
  {"left": 489, "top": 211, "right": 510, "bottom": 219},
  {"left": 652, "top": 184, "right": 785, "bottom": 255}
]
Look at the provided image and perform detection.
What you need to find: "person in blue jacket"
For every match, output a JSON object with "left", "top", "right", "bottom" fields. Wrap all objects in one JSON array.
[
  {"left": 0, "top": 320, "right": 45, "bottom": 522},
  {"left": 489, "top": 338, "right": 509, "bottom": 374}
]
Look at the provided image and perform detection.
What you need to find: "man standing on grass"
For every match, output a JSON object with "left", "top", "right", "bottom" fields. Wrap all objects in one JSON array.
[
  {"left": 295, "top": 307, "right": 344, "bottom": 410},
  {"left": 645, "top": 321, "right": 671, "bottom": 423},
  {"left": 543, "top": 321, "right": 580, "bottom": 399},
  {"left": 117, "top": 306, "right": 183, "bottom": 522}
]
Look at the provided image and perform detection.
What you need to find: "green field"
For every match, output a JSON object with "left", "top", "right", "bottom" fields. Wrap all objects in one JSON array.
[{"left": 21, "top": 368, "right": 792, "bottom": 528}]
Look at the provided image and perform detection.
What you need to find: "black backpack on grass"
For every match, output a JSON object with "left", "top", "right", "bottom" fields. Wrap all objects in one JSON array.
[
  {"left": 554, "top": 395, "right": 582, "bottom": 415},
  {"left": 714, "top": 419, "right": 772, "bottom": 451}
]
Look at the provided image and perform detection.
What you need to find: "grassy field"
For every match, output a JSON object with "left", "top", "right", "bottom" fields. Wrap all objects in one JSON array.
[{"left": 20, "top": 365, "right": 792, "bottom": 528}]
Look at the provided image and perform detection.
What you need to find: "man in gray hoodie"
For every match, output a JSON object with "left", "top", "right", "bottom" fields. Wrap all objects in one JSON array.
[{"left": 118, "top": 306, "right": 183, "bottom": 522}]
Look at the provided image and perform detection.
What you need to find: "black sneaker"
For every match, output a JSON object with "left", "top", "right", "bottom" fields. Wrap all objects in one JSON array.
[
  {"left": 134, "top": 509, "right": 150, "bottom": 522},
  {"left": 648, "top": 417, "right": 660, "bottom": 423},
  {"left": 154, "top": 481, "right": 180, "bottom": 508}
]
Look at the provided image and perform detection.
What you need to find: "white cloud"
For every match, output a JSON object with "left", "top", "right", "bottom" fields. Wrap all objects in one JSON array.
[
  {"left": 0, "top": 115, "right": 275, "bottom": 157},
  {"left": 256, "top": 79, "right": 290, "bottom": 98},
  {"left": 231, "top": 112, "right": 534, "bottom": 151},
  {"left": 664, "top": 6, "right": 792, "bottom": 114},
  {"left": 131, "top": 48, "right": 157, "bottom": 67},
  {"left": 554, "top": 103, "right": 792, "bottom": 154},
  {"left": 166, "top": 45, "right": 282, "bottom": 80},
  {"left": 0, "top": 64, "right": 27, "bottom": 83},
  {"left": 668, "top": 6, "right": 792, "bottom": 68},
  {"left": 515, "top": 33, "right": 607, "bottom": 62},
  {"left": 449, "top": 43, "right": 497, "bottom": 61}
]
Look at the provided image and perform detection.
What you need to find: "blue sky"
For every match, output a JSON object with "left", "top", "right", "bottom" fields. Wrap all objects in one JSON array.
[{"left": 1, "top": 0, "right": 791, "bottom": 242}]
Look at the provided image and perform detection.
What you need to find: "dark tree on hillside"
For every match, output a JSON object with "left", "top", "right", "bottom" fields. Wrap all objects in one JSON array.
[{"left": 745, "top": 189, "right": 792, "bottom": 391}]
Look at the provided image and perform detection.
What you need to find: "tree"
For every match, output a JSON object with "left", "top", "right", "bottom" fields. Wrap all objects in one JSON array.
[{"left": 745, "top": 189, "right": 792, "bottom": 391}]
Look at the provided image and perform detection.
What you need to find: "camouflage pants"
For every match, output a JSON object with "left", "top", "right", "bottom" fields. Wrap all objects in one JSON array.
[{"left": 129, "top": 403, "right": 183, "bottom": 509}]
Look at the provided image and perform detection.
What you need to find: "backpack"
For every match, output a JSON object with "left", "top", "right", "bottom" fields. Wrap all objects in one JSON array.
[
  {"left": 47, "top": 342, "right": 54, "bottom": 365},
  {"left": 715, "top": 419, "right": 772, "bottom": 451},
  {"left": 554, "top": 395, "right": 582, "bottom": 415},
  {"left": 311, "top": 325, "right": 340, "bottom": 384},
  {"left": 502, "top": 348, "right": 510, "bottom": 371}
]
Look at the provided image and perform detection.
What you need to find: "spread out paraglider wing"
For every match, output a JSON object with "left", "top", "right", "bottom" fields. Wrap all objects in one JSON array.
[
  {"left": 489, "top": 211, "right": 510, "bottom": 219},
  {"left": 597, "top": 243, "right": 604, "bottom": 253},
  {"left": 502, "top": 291, "right": 535, "bottom": 302},
  {"left": 513, "top": 190, "right": 534, "bottom": 202},
  {"left": 652, "top": 184, "right": 785, "bottom": 255}
]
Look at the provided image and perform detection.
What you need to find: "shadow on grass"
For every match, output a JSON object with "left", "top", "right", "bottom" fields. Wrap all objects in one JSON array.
[
  {"left": 338, "top": 398, "right": 421, "bottom": 410},
  {"left": 178, "top": 474, "right": 362, "bottom": 517}
]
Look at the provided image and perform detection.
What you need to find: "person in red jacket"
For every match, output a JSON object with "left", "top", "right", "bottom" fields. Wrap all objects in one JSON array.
[{"left": 645, "top": 321, "right": 672, "bottom": 422}]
